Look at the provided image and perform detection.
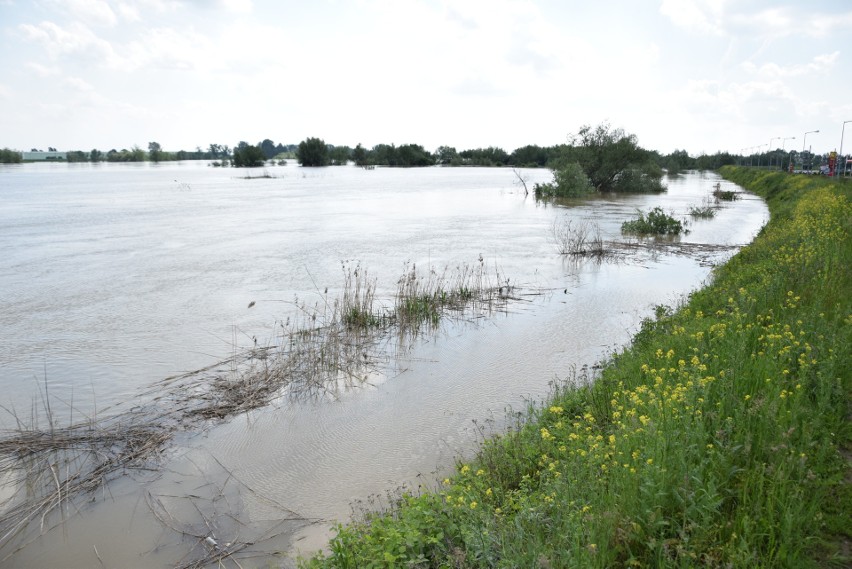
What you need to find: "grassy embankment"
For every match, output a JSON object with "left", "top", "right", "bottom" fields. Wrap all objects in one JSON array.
[{"left": 302, "top": 167, "right": 851, "bottom": 568}]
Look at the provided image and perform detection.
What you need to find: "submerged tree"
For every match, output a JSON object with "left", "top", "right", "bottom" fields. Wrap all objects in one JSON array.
[
  {"left": 297, "top": 137, "right": 330, "bottom": 167},
  {"left": 563, "top": 123, "right": 665, "bottom": 193},
  {"left": 233, "top": 141, "right": 265, "bottom": 167},
  {"left": 534, "top": 159, "right": 593, "bottom": 198},
  {"left": 329, "top": 145, "right": 351, "bottom": 165},
  {"left": 352, "top": 143, "right": 369, "bottom": 166},
  {"left": 148, "top": 141, "right": 163, "bottom": 163}
]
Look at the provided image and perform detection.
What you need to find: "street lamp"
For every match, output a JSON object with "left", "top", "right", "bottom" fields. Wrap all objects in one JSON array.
[
  {"left": 782, "top": 136, "right": 796, "bottom": 172},
  {"left": 756, "top": 144, "right": 766, "bottom": 168},
  {"left": 841, "top": 120, "right": 852, "bottom": 177},
  {"left": 802, "top": 130, "right": 818, "bottom": 172},
  {"left": 768, "top": 136, "right": 780, "bottom": 168},
  {"left": 753, "top": 145, "right": 764, "bottom": 167}
]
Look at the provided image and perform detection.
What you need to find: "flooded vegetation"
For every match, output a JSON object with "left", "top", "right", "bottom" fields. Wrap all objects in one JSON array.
[
  {"left": 0, "top": 163, "right": 768, "bottom": 567},
  {"left": 302, "top": 168, "right": 851, "bottom": 569}
]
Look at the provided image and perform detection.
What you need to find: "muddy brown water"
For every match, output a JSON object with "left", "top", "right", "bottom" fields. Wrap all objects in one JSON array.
[{"left": 0, "top": 162, "right": 767, "bottom": 567}]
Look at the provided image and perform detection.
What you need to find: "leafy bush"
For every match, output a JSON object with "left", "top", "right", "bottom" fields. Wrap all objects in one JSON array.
[
  {"left": 620, "top": 206, "right": 686, "bottom": 235},
  {"left": 534, "top": 160, "right": 594, "bottom": 198}
]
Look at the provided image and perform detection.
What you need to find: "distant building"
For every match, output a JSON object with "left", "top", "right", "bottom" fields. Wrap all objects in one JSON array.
[{"left": 22, "top": 151, "right": 67, "bottom": 161}]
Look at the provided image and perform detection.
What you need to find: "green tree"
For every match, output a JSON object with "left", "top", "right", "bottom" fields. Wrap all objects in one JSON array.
[
  {"left": 260, "top": 139, "right": 278, "bottom": 159},
  {"left": 329, "top": 145, "right": 351, "bottom": 165},
  {"left": 90, "top": 149, "right": 102, "bottom": 162},
  {"left": 459, "top": 146, "right": 509, "bottom": 166},
  {"left": 352, "top": 143, "right": 369, "bottom": 166},
  {"left": 0, "top": 148, "right": 22, "bottom": 163},
  {"left": 297, "top": 137, "right": 330, "bottom": 166},
  {"left": 233, "top": 141, "right": 265, "bottom": 167},
  {"left": 435, "top": 146, "right": 459, "bottom": 165},
  {"left": 370, "top": 143, "right": 397, "bottom": 166},
  {"left": 658, "top": 149, "right": 692, "bottom": 175},
  {"left": 396, "top": 144, "right": 433, "bottom": 166},
  {"left": 695, "top": 151, "right": 736, "bottom": 170},
  {"left": 510, "top": 144, "right": 549, "bottom": 167},
  {"left": 129, "top": 146, "right": 146, "bottom": 161},
  {"left": 567, "top": 123, "right": 664, "bottom": 193},
  {"left": 148, "top": 141, "right": 163, "bottom": 162}
]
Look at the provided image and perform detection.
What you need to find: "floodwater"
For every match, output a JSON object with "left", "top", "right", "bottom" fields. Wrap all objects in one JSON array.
[{"left": 0, "top": 161, "right": 767, "bottom": 567}]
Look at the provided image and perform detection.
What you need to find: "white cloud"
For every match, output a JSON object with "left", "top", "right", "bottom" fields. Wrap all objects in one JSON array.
[
  {"left": 25, "top": 61, "right": 61, "bottom": 77},
  {"left": 742, "top": 51, "right": 839, "bottom": 78},
  {"left": 18, "top": 20, "right": 121, "bottom": 66},
  {"left": 662, "top": 1, "right": 852, "bottom": 42},
  {"left": 452, "top": 76, "right": 508, "bottom": 98},
  {"left": 219, "top": 0, "right": 252, "bottom": 13},
  {"left": 3, "top": 0, "right": 850, "bottom": 154},
  {"left": 660, "top": 0, "right": 728, "bottom": 36},
  {"left": 124, "top": 26, "right": 217, "bottom": 71},
  {"left": 64, "top": 76, "right": 95, "bottom": 91},
  {"left": 734, "top": 7, "right": 852, "bottom": 39},
  {"left": 806, "top": 11, "right": 852, "bottom": 38},
  {"left": 120, "top": 0, "right": 181, "bottom": 16},
  {"left": 58, "top": 0, "right": 118, "bottom": 27},
  {"left": 114, "top": 2, "right": 141, "bottom": 22}
]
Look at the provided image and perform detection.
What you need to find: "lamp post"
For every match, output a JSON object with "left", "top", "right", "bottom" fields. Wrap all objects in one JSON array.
[
  {"left": 802, "top": 130, "right": 818, "bottom": 172},
  {"left": 841, "top": 120, "right": 852, "bottom": 177},
  {"left": 782, "top": 136, "right": 796, "bottom": 172},
  {"left": 757, "top": 144, "right": 767, "bottom": 168},
  {"left": 768, "top": 136, "right": 780, "bottom": 168}
]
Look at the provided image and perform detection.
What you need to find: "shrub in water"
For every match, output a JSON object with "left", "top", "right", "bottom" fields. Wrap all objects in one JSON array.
[
  {"left": 534, "top": 161, "right": 594, "bottom": 198},
  {"left": 621, "top": 206, "right": 686, "bottom": 235}
]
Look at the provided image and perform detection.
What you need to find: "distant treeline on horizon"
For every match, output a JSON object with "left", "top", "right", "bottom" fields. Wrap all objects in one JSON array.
[
  {"left": 0, "top": 133, "right": 834, "bottom": 173},
  {"left": 0, "top": 138, "right": 735, "bottom": 172}
]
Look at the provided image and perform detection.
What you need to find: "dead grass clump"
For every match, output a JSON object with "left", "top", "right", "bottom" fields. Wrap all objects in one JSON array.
[
  {"left": 712, "top": 182, "right": 739, "bottom": 201},
  {"left": 551, "top": 218, "right": 608, "bottom": 257},
  {"left": 0, "top": 411, "right": 172, "bottom": 559}
]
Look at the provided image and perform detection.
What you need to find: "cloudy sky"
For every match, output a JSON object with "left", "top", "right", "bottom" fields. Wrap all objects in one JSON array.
[{"left": 1, "top": 0, "right": 850, "bottom": 156}]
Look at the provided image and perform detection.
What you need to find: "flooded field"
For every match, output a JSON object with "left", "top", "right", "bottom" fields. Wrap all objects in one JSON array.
[{"left": 0, "top": 162, "right": 767, "bottom": 567}]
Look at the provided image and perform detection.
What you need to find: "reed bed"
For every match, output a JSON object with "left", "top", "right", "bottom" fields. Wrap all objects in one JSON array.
[
  {"left": 393, "top": 259, "right": 513, "bottom": 335},
  {"left": 688, "top": 196, "right": 718, "bottom": 218},
  {"left": 0, "top": 412, "right": 173, "bottom": 562}
]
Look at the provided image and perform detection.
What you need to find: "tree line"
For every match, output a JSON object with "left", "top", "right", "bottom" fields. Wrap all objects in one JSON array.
[{"left": 0, "top": 131, "right": 796, "bottom": 175}]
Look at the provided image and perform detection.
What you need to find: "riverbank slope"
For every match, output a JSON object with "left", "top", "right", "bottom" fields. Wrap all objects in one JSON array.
[{"left": 302, "top": 167, "right": 850, "bottom": 568}]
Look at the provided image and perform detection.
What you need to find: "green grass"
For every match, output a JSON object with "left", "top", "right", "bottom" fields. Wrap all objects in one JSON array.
[{"left": 300, "top": 167, "right": 851, "bottom": 569}]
